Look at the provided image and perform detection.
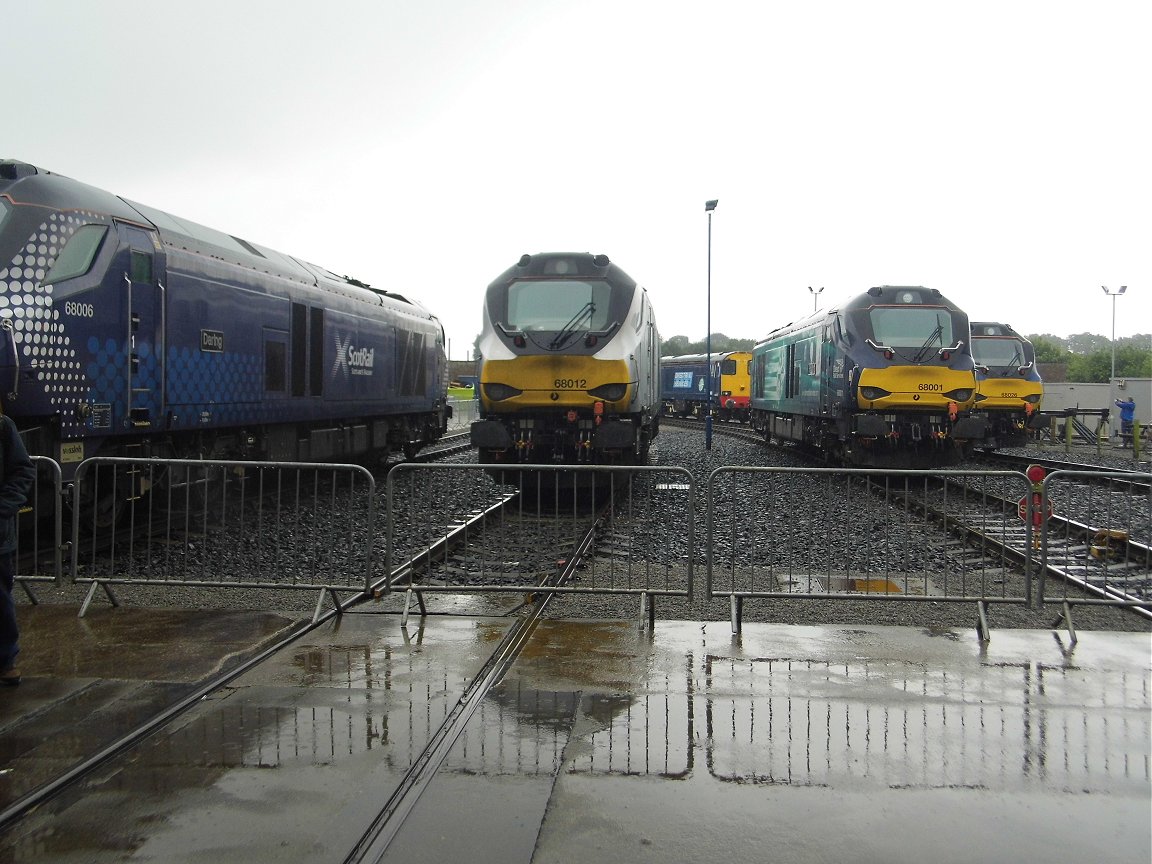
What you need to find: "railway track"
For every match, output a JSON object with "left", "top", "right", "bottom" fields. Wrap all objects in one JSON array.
[
  {"left": 871, "top": 470, "right": 1152, "bottom": 628},
  {"left": 346, "top": 491, "right": 607, "bottom": 863},
  {"left": 658, "top": 415, "right": 1151, "bottom": 631},
  {"left": 1, "top": 453, "right": 616, "bottom": 849}
]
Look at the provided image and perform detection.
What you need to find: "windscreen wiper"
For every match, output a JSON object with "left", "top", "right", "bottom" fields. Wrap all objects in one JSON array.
[
  {"left": 911, "top": 320, "right": 944, "bottom": 362},
  {"left": 549, "top": 302, "right": 595, "bottom": 350}
]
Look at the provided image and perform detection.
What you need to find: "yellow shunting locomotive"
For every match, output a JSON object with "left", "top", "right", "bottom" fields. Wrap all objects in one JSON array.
[{"left": 470, "top": 253, "right": 661, "bottom": 465}]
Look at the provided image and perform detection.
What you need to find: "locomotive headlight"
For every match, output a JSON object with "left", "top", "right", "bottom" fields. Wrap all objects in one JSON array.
[
  {"left": 972, "top": 393, "right": 988, "bottom": 403},
  {"left": 944, "top": 388, "right": 973, "bottom": 401},
  {"left": 588, "top": 383, "right": 627, "bottom": 401},
  {"left": 1022, "top": 394, "right": 1042, "bottom": 404},
  {"left": 484, "top": 383, "right": 523, "bottom": 401},
  {"left": 859, "top": 386, "right": 890, "bottom": 400}
]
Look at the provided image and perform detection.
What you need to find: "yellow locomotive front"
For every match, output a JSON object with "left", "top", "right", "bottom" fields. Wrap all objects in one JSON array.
[
  {"left": 471, "top": 253, "right": 660, "bottom": 465},
  {"left": 970, "top": 322, "right": 1044, "bottom": 449}
]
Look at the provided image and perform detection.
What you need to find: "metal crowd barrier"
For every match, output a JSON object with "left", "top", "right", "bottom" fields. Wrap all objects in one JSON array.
[
  {"left": 384, "top": 463, "right": 695, "bottom": 610},
  {"left": 37, "top": 454, "right": 1152, "bottom": 633},
  {"left": 69, "top": 457, "right": 376, "bottom": 617},
  {"left": 1038, "top": 469, "right": 1152, "bottom": 615},
  {"left": 14, "top": 456, "right": 65, "bottom": 593},
  {"left": 706, "top": 466, "right": 1037, "bottom": 627},
  {"left": 447, "top": 396, "right": 480, "bottom": 430}
]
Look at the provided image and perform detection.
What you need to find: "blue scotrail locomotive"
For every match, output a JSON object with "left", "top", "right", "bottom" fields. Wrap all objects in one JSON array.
[{"left": 0, "top": 160, "right": 450, "bottom": 502}]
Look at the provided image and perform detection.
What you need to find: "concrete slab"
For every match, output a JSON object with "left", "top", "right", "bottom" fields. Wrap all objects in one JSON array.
[
  {"left": 521, "top": 622, "right": 1152, "bottom": 864},
  {"left": 0, "top": 614, "right": 515, "bottom": 862},
  {"left": 0, "top": 604, "right": 306, "bottom": 808},
  {"left": 0, "top": 614, "right": 1147, "bottom": 864}
]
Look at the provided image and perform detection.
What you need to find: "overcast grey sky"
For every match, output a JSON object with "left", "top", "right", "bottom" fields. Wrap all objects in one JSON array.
[{"left": 5, "top": 1, "right": 1148, "bottom": 358}]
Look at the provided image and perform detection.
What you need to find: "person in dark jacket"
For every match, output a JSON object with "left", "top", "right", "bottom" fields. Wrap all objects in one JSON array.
[{"left": 0, "top": 411, "right": 36, "bottom": 686}]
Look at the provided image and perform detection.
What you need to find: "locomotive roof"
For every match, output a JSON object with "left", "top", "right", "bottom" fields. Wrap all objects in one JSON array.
[
  {"left": 1, "top": 159, "right": 432, "bottom": 317},
  {"left": 488, "top": 252, "right": 637, "bottom": 291},
  {"left": 757, "top": 285, "right": 962, "bottom": 344},
  {"left": 971, "top": 321, "right": 1028, "bottom": 339},
  {"left": 661, "top": 351, "right": 750, "bottom": 364}
]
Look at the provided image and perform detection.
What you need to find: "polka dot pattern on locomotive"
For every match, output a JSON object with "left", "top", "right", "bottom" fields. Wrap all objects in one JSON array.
[
  {"left": 165, "top": 345, "right": 262, "bottom": 426},
  {"left": 0, "top": 213, "right": 93, "bottom": 429}
]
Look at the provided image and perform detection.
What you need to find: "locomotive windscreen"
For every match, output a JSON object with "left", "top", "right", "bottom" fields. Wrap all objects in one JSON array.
[
  {"left": 867, "top": 307, "right": 955, "bottom": 349},
  {"left": 506, "top": 279, "right": 613, "bottom": 331},
  {"left": 973, "top": 336, "right": 1026, "bottom": 367}
]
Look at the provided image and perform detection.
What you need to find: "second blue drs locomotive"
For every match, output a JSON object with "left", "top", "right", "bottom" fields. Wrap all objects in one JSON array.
[
  {"left": 970, "top": 321, "right": 1044, "bottom": 449},
  {"left": 750, "top": 285, "right": 985, "bottom": 467},
  {"left": 0, "top": 160, "right": 450, "bottom": 505},
  {"left": 470, "top": 253, "right": 661, "bottom": 465}
]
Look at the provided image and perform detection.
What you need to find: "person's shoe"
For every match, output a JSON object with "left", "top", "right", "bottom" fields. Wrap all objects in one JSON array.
[{"left": 0, "top": 668, "right": 20, "bottom": 687}]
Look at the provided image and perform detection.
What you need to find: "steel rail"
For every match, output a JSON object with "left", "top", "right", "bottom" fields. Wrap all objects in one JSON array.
[
  {"left": 0, "top": 443, "right": 492, "bottom": 832},
  {"left": 343, "top": 500, "right": 605, "bottom": 864},
  {"left": 0, "top": 612, "right": 326, "bottom": 832},
  {"left": 880, "top": 475, "right": 1152, "bottom": 621}
]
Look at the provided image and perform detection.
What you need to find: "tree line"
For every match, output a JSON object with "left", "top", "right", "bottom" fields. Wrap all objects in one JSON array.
[
  {"left": 1029, "top": 334, "right": 1152, "bottom": 381},
  {"left": 660, "top": 333, "right": 1152, "bottom": 383}
]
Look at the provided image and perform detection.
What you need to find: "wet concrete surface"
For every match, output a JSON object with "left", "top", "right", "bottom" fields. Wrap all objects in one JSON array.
[
  {"left": 0, "top": 604, "right": 306, "bottom": 809},
  {"left": 0, "top": 608, "right": 1148, "bottom": 863}
]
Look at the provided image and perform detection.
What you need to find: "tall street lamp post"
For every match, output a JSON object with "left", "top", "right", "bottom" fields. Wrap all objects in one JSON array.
[
  {"left": 1101, "top": 285, "right": 1127, "bottom": 383},
  {"left": 808, "top": 285, "right": 824, "bottom": 312},
  {"left": 705, "top": 199, "right": 718, "bottom": 450}
]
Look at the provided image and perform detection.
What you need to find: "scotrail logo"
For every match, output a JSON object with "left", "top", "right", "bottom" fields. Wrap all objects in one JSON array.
[{"left": 331, "top": 333, "right": 376, "bottom": 379}]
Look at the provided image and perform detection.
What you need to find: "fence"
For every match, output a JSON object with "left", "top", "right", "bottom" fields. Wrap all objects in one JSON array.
[
  {"left": 1038, "top": 470, "right": 1152, "bottom": 610},
  {"left": 706, "top": 466, "right": 1037, "bottom": 605},
  {"left": 383, "top": 464, "right": 695, "bottom": 610},
  {"left": 447, "top": 396, "right": 479, "bottom": 430},
  {"left": 24, "top": 454, "right": 1152, "bottom": 629},
  {"left": 69, "top": 457, "right": 377, "bottom": 617},
  {"left": 14, "top": 456, "right": 64, "bottom": 592}
]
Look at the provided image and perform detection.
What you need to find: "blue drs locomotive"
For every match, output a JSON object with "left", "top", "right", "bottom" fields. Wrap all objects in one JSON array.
[
  {"left": 970, "top": 321, "right": 1044, "bottom": 449},
  {"left": 750, "top": 285, "right": 985, "bottom": 467}
]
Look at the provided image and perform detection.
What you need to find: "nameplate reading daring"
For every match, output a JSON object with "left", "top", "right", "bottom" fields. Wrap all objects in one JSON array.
[{"left": 201, "top": 330, "right": 225, "bottom": 353}]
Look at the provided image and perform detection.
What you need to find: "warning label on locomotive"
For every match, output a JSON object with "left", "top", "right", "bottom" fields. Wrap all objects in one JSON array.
[{"left": 60, "top": 441, "right": 84, "bottom": 463}]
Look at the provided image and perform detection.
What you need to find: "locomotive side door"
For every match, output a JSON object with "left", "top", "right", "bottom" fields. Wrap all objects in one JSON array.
[{"left": 114, "top": 222, "right": 165, "bottom": 430}]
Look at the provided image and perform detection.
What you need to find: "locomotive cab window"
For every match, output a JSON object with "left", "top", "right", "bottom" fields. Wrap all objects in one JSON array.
[
  {"left": 721, "top": 358, "right": 737, "bottom": 375},
  {"left": 44, "top": 223, "right": 108, "bottom": 285},
  {"left": 868, "top": 307, "right": 954, "bottom": 348},
  {"left": 973, "top": 337, "right": 1025, "bottom": 367},
  {"left": 506, "top": 280, "right": 612, "bottom": 331},
  {"left": 130, "top": 250, "right": 153, "bottom": 284}
]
